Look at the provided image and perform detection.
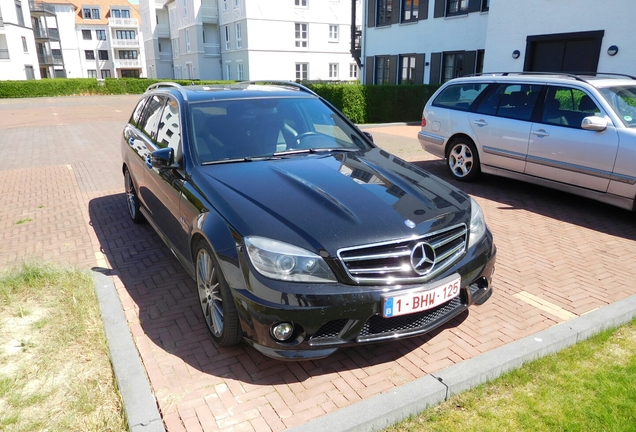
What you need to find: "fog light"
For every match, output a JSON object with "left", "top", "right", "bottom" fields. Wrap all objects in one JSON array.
[{"left": 271, "top": 322, "right": 294, "bottom": 342}]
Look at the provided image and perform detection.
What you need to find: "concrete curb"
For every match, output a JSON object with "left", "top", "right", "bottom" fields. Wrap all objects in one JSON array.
[
  {"left": 288, "top": 294, "right": 636, "bottom": 432},
  {"left": 93, "top": 271, "right": 165, "bottom": 432}
]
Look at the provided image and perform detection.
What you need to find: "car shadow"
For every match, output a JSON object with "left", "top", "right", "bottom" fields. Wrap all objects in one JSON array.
[
  {"left": 411, "top": 158, "right": 636, "bottom": 242},
  {"left": 88, "top": 193, "right": 470, "bottom": 385}
]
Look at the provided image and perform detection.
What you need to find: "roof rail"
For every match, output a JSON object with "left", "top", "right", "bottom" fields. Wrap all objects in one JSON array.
[
  {"left": 146, "top": 81, "right": 187, "bottom": 94},
  {"left": 468, "top": 71, "right": 636, "bottom": 83},
  {"left": 236, "top": 80, "right": 318, "bottom": 96}
]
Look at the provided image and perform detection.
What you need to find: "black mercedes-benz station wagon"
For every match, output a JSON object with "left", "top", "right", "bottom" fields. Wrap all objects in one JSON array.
[{"left": 121, "top": 81, "right": 496, "bottom": 360}]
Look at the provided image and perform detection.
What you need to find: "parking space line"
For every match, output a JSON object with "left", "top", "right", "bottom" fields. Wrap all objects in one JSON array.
[{"left": 513, "top": 291, "right": 578, "bottom": 321}]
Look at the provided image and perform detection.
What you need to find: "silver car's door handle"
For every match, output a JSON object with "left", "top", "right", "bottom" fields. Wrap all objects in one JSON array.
[
  {"left": 128, "top": 137, "right": 135, "bottom": 146},
  {"left": 473, "top": 119, "right": 488, "bottom": 127},
  {"left": 532, "top": 129, "right": 550, "bottom": 137}
]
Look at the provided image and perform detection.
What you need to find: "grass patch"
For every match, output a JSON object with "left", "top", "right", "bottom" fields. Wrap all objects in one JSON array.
[
  {"left": 386, "top": 319, "right": 636, "bottom": 431},
  {"left": 14, "top": 218, "right": 32, "bottom": 225},
  {"left": 0, "top": 262, "right": 126, "bottom": 431}
]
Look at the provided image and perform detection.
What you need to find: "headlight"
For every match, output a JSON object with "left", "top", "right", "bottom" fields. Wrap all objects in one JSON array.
[
  {"left": 468, "top": 197, "right": 487, "bottom": 249},
  {"left": 244, "top": 236, "right": 337, "bottom": 283}
]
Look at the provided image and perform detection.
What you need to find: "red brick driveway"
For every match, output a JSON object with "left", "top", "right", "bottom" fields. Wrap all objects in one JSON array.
[{"left": 1, "top": 95, "right": 635, "bottom": 431}]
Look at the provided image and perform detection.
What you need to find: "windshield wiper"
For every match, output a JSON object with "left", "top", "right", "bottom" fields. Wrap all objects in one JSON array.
[{"left": 273, "top": 148, "right": 358, "bottom": 156}]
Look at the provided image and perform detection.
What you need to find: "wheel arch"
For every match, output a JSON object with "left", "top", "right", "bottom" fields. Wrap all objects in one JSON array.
[{"left": 445, "top": 133, "right": 477, "bottom": 158}]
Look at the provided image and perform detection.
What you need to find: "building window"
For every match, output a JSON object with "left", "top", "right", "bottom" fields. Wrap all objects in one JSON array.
[
  {"left": 349, "top": 63, "right": 358, "bottom": 78},
  {"left": 295, "top": 23, "right": 308, "bottom": 48},
  {"left": 172, "top": 38, "right": 179, "bottom": 57},
  {"left": 96, "top": 30, "right": 106, "bottom": 40},
  {"left": 15, "top": 1, "right": 25, "bottom": 26},
  {"left": 235, "top": 23, "right": 242, "bottom": 49},
  {"left": 182, "top": 0, "right": 187, "bottom": 16},
  {"left": 101, "top": 69, "right": 111, "bottom": 78},
  {"left": 111, "top": 8, "right": 130, "bottom": 18},
  {"left": 121, "top": 70, "right": 140, "bottom": 78},
  {"left": 447, "top": 0, "right": 468, "bottom": 15},
  {"left": 82, "top": 30, "right": 92, "bottom": 40},
  {"left": 82, "top": 7, "right": 100, "bottom": 19},
  {"left": 295, "top": 63, "right": 308, "bottom": 80},
  {"left": 98, "top": 50, "right": 108, "bottom": 60},
  {"left": 443, "top": 52, "right": 464, "bottom": 82},
  {"left": 481, "top": 0, "right": 489, "bottom": 11},
  {"left": 118, "top": 50, "right": 138, "bottom": 59},
  {"left": 225, "top": 63, "right": 231, "bottom": 79},
  {"left": 377, "top": 0, "right": 392, "bottom": 26},
  {"left": 328, "top": 25, "right": 338, "bottom": 41},
  {"left": 402, "top": 0, "right": 419, "bottom": 21},
  {"left": 224, "top": 26, "right": 231, "bottom": 50},
  {"left": 329, "top": 63, "right": 338, "bottom": 79},
  {"left": 233, "top": 0, "right": 239, "bottom": 7},
  {"left": 87, "top": 69, "right": 97, "bottom": 78},
  {"left": 295, "top": 0, "right": 307, "bottom": 6},
  {"left": 375, "top": 56, "right": 391, "bottom": 85},
  {"left": 237, "top": 62, "right": 244, "bottom": 80},
  {"left": 223, "top": 0, "right": 228, "bottom": 11},
  {"left": 399, "top": 55, "right": 416, "bottom": 84},
  {"left": 85, "top": 50, "right": 95, "bottom": 60},
  {"left": 115, "top": 30, "right": 136, "bottom": 39},
  {"left": 21, "top": 37, "right": 28, "bottom": 52},
  {"left": 186, "top": 29, "right": 191, "bottom": 52}
]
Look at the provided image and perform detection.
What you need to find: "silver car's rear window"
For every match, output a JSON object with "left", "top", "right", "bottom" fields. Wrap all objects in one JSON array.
[{"left": 432, "top": 83, "right": 490, "bottom": 111}]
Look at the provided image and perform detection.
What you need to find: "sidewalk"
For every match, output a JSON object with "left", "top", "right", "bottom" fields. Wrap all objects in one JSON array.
[{"left": 2, "top": 95, "right": 636, "bottom": 431}]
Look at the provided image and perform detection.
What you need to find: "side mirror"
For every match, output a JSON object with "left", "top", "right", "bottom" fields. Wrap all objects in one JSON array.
[
  {"left": 362, "top": 131, "right": 374, "bottom": 143},
  {"left": 151, "top": 147, "right": 176, "bottom": 169},
  {"left": 581, "top": 116, "right": 608, "bottom": 131}
]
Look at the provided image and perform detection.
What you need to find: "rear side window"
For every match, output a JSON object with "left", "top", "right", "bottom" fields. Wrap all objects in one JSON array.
[
  {"left": 476, "top": 83, "right": 543, "bottom": 121},
  {"left": 432, "top": 83, "right": 489, "bottom": 111}
]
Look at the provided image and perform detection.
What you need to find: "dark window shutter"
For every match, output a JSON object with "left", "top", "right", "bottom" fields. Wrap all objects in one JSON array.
[
  {"left": 463, "top": 50, "right": 477, "bottom": 76},
  {"left": 389, "top": 55, "right": 398, "bottom": 84},
  {"left": 433, "top": 0, "right": 445, "bottom": 18},
  {"left": 367, "top": 0, "right": 376, "bottom": 27},
  {"left": 430, "top": 52, "right": 442, "bottom": 84},
  {"left": 391, "top": 1, "right": 400, "bottom": 24},
  {"left": 468, "top": 0, "right": 481, "bottom": 12},
  {"left": 418, "top": 0, "right": 429, "bottom": 20},
  {"left": 365, "top": 56, "right": 375, "bottom": 84},
  {"left": 415, "top": 53, "right": 426, "bottom": 84}
]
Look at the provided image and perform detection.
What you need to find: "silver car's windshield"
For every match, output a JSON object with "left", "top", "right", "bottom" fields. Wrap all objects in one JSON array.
[
  {"left": 190, "top": 97, "right": 370, "bottom": 164},
  {"left": 598, "top": 86, "right": 636, "bottom": 128}
]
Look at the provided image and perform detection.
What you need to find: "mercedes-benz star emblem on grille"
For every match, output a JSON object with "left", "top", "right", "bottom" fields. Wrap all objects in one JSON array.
[{"left": 410, "top": 242, "right": 436, "bottom": 275}]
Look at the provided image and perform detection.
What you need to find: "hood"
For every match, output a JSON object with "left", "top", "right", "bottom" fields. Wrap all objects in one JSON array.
[{"left": 192, "top": 148, "right": 471, "bottom": 255}]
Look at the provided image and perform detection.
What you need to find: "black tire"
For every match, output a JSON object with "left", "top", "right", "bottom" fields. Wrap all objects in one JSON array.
[
  {"left": 124, "top": 168, "right": 145, "bottom": 224},
  {"left": 195, "top": 240, "right": 242, "bottom": 346},
  {"left": 446, "top": 138, "right": 481, "bottom": 182}
]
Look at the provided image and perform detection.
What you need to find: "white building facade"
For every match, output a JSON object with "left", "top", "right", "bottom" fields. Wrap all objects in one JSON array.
[
  {"left": 0, "top": 0, "right": 42, "bottom": 79},
  {"left": 362, "top": 0, "right": 636, "bottom": 85}
]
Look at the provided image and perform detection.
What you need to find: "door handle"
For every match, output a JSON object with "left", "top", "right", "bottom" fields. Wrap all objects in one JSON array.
[
  {"left": 531, "top": 129, "right": 550, "bottom": 137},
  {"left": 128, "top": 137, "right": 135, "bottom": 146},
  {"left": 473, "top": 119, "right": 488, "bottom": 127}
]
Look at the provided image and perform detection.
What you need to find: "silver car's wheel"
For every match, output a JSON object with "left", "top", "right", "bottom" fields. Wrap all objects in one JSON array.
[
  {"left": 447, "top": 139, "right": 480, "bottom": 181},
  {"left": 195, "top": 241, "right": 241, "bottom": 346},
  {"left": 124, "top": 169, "right": 145, "bottom": 223}
]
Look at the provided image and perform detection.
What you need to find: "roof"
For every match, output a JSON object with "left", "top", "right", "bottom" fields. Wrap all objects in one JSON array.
[
  {"left": 145, "top": 82, "right": 319, "bottom": 103},
  {"left": 446, "top": 72, "right": 636, "bottom": 88},
  {"left": 54, "top": 0, "right": 142, "bottom": 26}
]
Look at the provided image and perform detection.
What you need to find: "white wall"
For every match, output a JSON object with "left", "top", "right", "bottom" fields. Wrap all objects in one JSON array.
[{"left": 0, "top": 0, "right": 41, "bottom": 80}]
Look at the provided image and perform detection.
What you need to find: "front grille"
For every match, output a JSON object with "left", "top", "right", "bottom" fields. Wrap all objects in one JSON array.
[
  {"left": 311, "top": 319, "right": 348, "bottom": 340},
  {"left": 358, "top": 296, "right": 464, "bottom": 342},
  {"left": 337, "top": 224, "right": 467, "bottom": 284}
]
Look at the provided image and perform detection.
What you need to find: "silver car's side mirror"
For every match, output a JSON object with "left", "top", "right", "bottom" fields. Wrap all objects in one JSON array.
[{"left": 581, "top": 116, "right": 608, "bottom": 131}]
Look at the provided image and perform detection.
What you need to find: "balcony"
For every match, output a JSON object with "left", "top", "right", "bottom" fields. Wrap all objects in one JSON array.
[
  {"left": 33, "top": 27, "right": 60, "bottom": 41},
  {"left": 156, "top": 24, "right": 169, "bottom": 38},
  {"left": 115, "top": 59, "right": 141, "bottom": 68},
  {"left": 201, "top": 6, "right": 219, "bottom": 23},
  {"left": 38, "top": 53, "right": 64, "bottom": 65},
  {"left": 203, "top": 43, "right": 220, "bottom": 56},
  {"left": 0, "top": 49, "right": 9, "bottom": 60},
  {"left": 159, "top": 52, "right": 171, "bottom": 62},
  {"left": 108, "top": 18, "right": 139, "bottom": 28},
  {"left": 29, "top": 1, "right": 56, "bottom": 14},
  {"left": 111, "top": 38, "right": 140, "bottom": 48}
]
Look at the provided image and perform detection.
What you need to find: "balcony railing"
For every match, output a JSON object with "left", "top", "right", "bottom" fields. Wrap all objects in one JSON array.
[
  {"left": 159, "top": 52, "right": 171, "bottom": 62},
  {"left": 0, "top": 49, "right": 10, "bottom": 60},
  {"left": 201, "top": 6, "right": 219, "bottom": 22},
  {"left": 203, "top": 43, "right": 220, "bottom": 56},
  {"left": 29, "top": 1, "right": 56, "bottom": 14},
  {"left": 33, "top": 27, "right": 60, "bottom": 40},
  {"left": 111, "top": 39, "right": 140, "bottom": 48},
  {"left": 37, "top": 54, "right": 64, "bottom": 65},
  {"left": 156, "top": 24, "right": 169, "bottom": 38},
  {"left": 108, "top": 18, "right": 139, "bottom": 27},
  {"left": 115, "top": 59, "right": 141, "bottom": 67}
]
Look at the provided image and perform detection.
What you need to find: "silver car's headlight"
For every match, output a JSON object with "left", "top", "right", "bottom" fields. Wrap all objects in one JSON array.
[
  {"left": 468, "top": 197, "right": 487, "bottom": 249},
  {"left": 244, "top": 236, "right": 337, "bottom": 283}
]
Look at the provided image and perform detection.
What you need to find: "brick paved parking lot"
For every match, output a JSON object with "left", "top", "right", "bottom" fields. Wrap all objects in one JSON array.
[{"left": 1, "top": 96, "right": 635, "bottom": 431}]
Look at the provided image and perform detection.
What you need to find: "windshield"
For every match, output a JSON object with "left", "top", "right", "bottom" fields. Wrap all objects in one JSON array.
[
  {"left": 190, "top": 97, "right": 371, "bottom": 164},
  {"left": 598, "top": 85, "right": 636, "bottom": 128}
]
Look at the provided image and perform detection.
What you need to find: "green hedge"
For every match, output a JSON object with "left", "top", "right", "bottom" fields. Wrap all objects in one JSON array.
[{"left": 0, "top": 78, "right": 440, "bottom": 124}]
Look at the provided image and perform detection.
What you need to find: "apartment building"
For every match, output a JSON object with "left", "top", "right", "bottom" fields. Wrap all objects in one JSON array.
[
  {"left": 362, "top": 0, "right": 635, "bottom": 84},
  {"left": 0, "top": 0, "right": 42, "bottom": 79},
  {"left": 139, "top": 0, "right": 361, "bottom": 81}
]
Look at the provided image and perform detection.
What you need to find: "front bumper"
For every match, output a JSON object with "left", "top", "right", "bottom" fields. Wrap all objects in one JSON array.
[{"left": 231, "top": 234, "right": 497, "bottom": 361}]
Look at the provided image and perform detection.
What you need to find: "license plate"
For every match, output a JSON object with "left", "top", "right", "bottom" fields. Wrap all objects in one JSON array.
[{"left": 383, "top": 275, "right": 461, "bottom": 318}]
